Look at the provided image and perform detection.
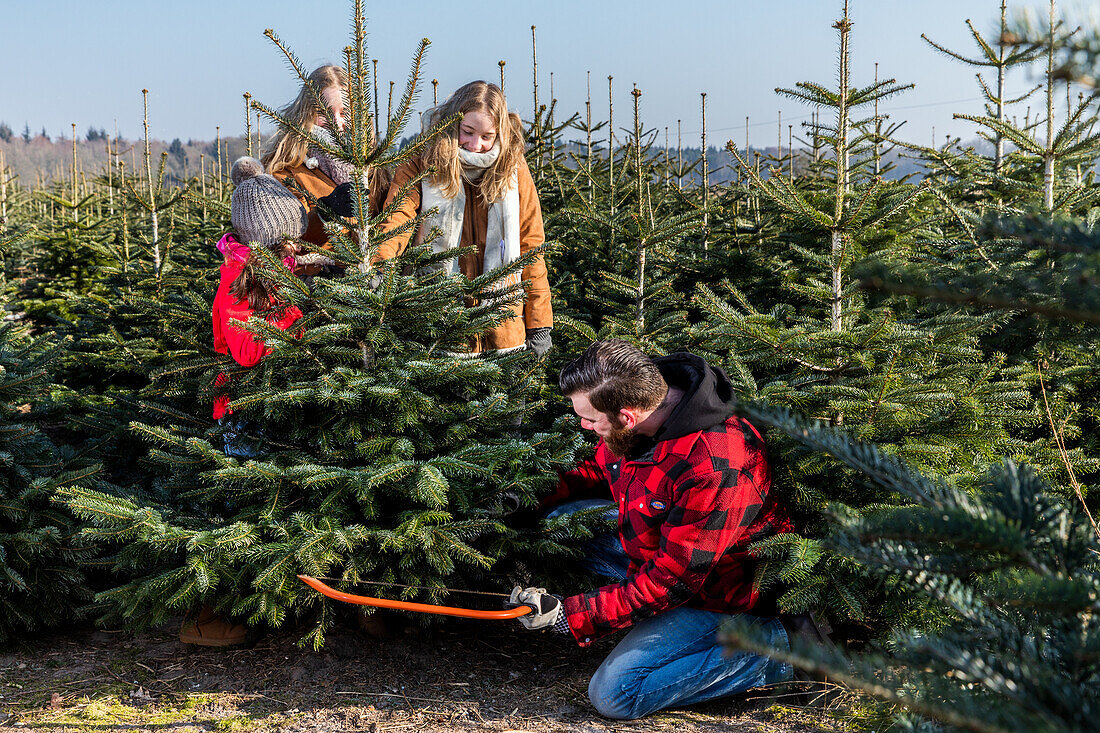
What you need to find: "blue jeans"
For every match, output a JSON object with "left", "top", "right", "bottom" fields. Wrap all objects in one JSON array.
[
  {"left": 544, "top": 499, "right": 631, "bottom": 581},
  {"left": 218, "top": 414, "right": 264, "bottom": 459},
  {"left": 547, "top": 500, "right": 792, "bottom": 720}
]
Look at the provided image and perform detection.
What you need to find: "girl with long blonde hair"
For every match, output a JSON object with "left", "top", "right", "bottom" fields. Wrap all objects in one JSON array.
[
  {"left": 377, "top": 80, "right": 553, "bottom": 355},
  {"left": 262, "top": 65, "right": 389, "bottom": 253}
]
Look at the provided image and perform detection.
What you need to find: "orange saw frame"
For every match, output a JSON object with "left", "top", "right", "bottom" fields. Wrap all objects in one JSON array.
[{"left": 297, "top": 575, "right": 533, "bottom": 620}]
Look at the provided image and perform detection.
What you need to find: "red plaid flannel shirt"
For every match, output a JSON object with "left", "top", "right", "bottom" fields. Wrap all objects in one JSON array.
[{"left": 558, "top": 416, "right": 791, "bottom": 646}]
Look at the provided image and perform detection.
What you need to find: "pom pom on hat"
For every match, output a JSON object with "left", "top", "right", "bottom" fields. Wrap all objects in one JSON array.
[{"left": 230, "top": 156, "right": 266, "bottom": 186}]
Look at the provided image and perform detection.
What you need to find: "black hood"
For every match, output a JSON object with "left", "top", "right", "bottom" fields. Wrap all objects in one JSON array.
[{"left": 625, "top": 353, "right": 735, "bottom": 460}]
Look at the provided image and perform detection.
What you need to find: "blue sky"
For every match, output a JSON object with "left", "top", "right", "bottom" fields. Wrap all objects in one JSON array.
[{"left": 2, "top": 0, "right": 1085, "bottom": 148}]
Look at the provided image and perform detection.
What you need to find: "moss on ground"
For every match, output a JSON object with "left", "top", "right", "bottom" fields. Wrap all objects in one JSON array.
[{"left": 14, "top": 693, "right": 297, "bottom": 731}]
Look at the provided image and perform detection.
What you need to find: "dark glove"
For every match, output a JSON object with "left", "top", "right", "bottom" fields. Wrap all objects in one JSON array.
[
  {"left": 505, "top": 586, "right": 569, "bottom": 633},
  {"left": 317, "top": 182, "right": 356, "bottom": 220},
  {"left": 525, "top": 327, "right": 552, "bottom": 358}
]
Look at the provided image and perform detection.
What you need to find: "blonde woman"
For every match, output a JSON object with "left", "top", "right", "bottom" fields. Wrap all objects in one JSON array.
[
  {"left": 262, "top": 65, "right": 389, "bottom": 252},
  {"left": 377, "top": 80, "right": 553, "bottom": 356}
]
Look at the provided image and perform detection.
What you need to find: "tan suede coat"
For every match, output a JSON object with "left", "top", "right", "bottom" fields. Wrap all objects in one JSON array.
[
  {"left": 377, "top": 157, "right": 553, "bottom": 352},
  {"left": 275, "top": 163, "right": 386, "bottom": 248}
]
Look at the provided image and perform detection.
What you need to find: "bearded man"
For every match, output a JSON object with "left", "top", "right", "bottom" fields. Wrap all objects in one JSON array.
[{"left": 509, "top": 339, "right": 799, "bottom": 719}]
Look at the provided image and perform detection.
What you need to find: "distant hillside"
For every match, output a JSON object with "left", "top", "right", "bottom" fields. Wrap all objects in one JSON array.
[
  {"left": 1, "top": 128, "right": 992, "bottom": 189},
  {"left": 0, "top": 134, "right": 252, "bottom": 189}
]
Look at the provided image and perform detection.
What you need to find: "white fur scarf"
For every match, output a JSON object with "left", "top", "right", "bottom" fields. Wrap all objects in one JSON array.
[{"left": 416, "top": 146, "right": 521, "bottom": 289}]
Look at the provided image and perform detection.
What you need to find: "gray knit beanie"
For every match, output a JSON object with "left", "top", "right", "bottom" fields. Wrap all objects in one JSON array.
[{"left": 230, "top": 157, "right": 307, "bottom": 250}]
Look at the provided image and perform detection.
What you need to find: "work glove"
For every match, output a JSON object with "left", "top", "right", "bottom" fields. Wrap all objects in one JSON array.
[
  {"left": 525, "top": 327, "right": 552, "bottom": 358},
  {"left": 506, "top": 586, "right": 570, "bottom": 633},
  {"left": 317, "top": 182, "right": 356, "bottom": 220}
]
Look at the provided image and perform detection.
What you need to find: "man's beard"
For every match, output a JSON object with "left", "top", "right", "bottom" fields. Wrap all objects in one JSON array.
[{"left": 604, "top": 419, "right": 640, "bottom": 457}]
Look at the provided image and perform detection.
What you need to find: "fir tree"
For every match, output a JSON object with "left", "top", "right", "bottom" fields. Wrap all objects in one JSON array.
[
  {"left": 722, "top": 400, "right": 1099, "bottom": 733},
  {"left": 551, "top": 83, "right": 702, "bottom": 355},
  {"left": 690, "top": 3, "right": 1033, "bottom": 634},
  {"left": 0, "top": 231, "right": 108, "bottom": 640},
  {"left": 16, "top": 176, "right": 110, "bottom": 325},
  {"left": 6, "top": 90, "right": 220, "bottom": 493},
  {"left": 62, "top": 0, "right": 582, "bottom": 647},
  {"left": 716, "top": 8, "right": 1100, "bottom": 726},
  {"left": 863, "top": 0, "right": 1100, "bottom": 494},
  {"left": 922, "top": 0, "right": 1044, "bottom": 177}
]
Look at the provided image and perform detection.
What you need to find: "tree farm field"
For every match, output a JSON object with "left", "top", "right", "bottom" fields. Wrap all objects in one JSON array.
[
  {"left": 1, "top": 0, "right": 1099, "bottom": 731},
  {"left": 0, "top": 620, "right": 838, "bottom": 732}
]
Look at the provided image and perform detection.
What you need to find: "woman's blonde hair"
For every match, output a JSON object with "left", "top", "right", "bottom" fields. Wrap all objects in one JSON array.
[
  {"left": 262, "top": 65, "right": 348, "bottom": 176},
  {"left": 262, "top": 65, "right": 391, "bottom": 209},
  {"left": 423, "top": 81, "right": 526, "bottom": 202}
]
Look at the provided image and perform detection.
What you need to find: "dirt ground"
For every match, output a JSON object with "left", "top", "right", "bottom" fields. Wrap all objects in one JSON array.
[{"left": 0, "top": 614, "right": 848, "bottom": 732}]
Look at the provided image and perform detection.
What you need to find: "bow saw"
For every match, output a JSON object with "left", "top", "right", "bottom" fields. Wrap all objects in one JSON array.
[{"left": 298, "top": 575, "right": 533, "bottom": 620}]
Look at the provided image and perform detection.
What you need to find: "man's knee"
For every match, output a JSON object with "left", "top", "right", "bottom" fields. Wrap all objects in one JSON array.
[{"left": 588, "top": 663, "right": 645, "bottom": 720}]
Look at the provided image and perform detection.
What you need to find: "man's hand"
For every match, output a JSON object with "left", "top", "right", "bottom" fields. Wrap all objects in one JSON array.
[{"left": 506, "top": 586, "right": 569, "bottom": 632}]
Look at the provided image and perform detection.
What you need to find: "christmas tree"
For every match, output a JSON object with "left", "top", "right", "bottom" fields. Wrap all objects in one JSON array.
[
  {"left": 717, "top": 6, "right": 1100, "bottom": 727},
  {"left": 690, "top": 2, "right": 1033, "bottom": 635},
  {"left": 549, "top": 81, "right": 703, "bottom": 355},
  {"left": 864, "top": 0, "right": 1100, "bottom": 492},
  {"left": 722, "top": 397, "right": 1099, "bottom": 733},
  {"left": 61, "top": 1, "right": 581, "bottom": 647},
  {"left": 0, "top": 230, "right": 108, "bottom": 640}
]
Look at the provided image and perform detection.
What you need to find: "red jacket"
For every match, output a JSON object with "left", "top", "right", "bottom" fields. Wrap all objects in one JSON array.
[
  {"left": 211, "top": 236, "right": 303, "bottom": 418},
  {"left": 557, "top": 354, "right": 792, "bottom": 646}
]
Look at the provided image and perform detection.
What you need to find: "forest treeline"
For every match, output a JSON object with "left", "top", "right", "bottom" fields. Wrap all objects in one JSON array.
[
  {"left": 0, "top": 132, "right": 952, "bottom": 193},
  {"left": 0, "top": 2, "right": 1097, "bottom": 731}
]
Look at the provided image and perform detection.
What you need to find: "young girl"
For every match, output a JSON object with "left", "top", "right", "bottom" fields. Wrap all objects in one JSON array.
[
  {"left": 377, "top": 80, "right": 553, "bottom": 355},
  {"left": 185, "top": 157, "right": 307, "bottom": 648},
  {"left": 211, "top": 157, "right": 306, "bottom": 454},
  {"left": 262, "top": 65, "right": 390, "bottom": 250}
]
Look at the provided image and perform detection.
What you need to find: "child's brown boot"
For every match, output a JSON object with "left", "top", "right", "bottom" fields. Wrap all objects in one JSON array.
[{"left": 179, "top": 604, "right": 249, "bottom": 647}]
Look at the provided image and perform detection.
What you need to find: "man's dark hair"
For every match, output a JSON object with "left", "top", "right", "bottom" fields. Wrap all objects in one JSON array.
[{"left": 559, "top": 340, "right": 668, "bottom": 415}]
